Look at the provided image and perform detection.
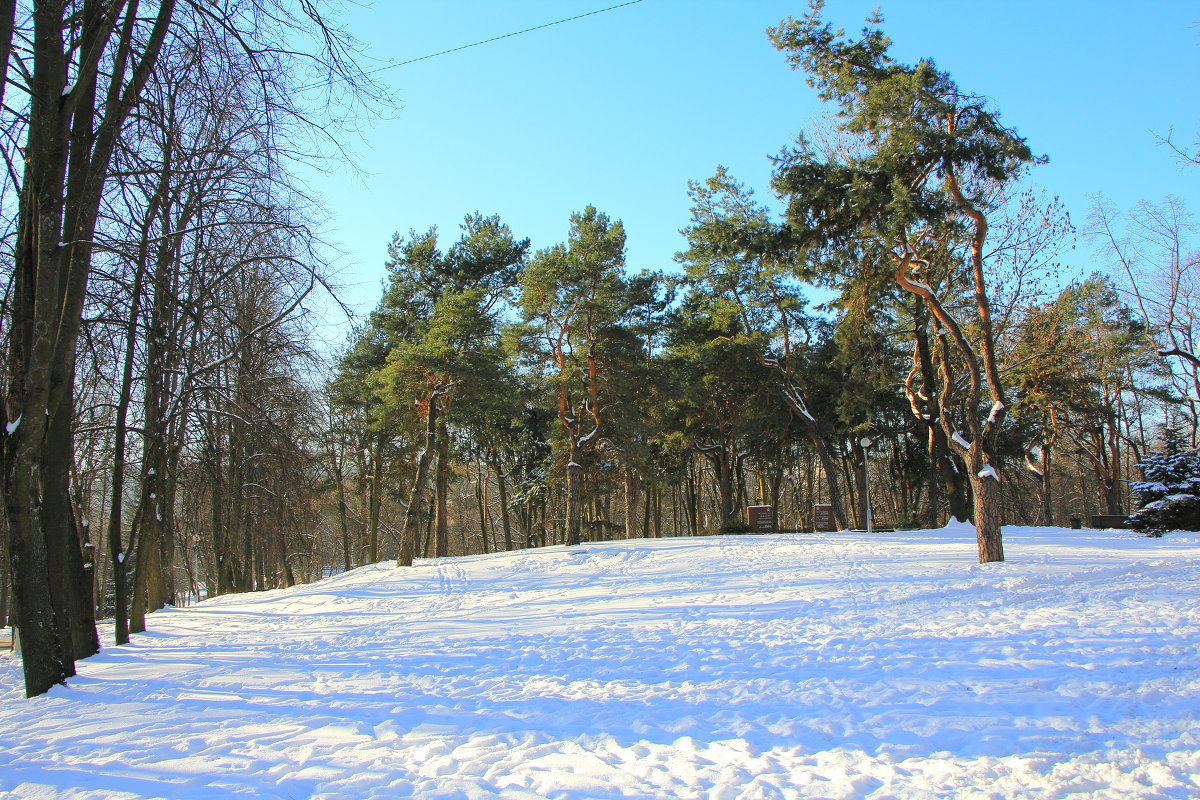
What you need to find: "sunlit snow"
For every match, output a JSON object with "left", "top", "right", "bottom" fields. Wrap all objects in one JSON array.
[{"left": 2, "top": 523, "right": 1199, "bottom": 798}]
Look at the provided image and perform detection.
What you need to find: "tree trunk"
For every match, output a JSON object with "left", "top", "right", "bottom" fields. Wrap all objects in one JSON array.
[
  {"left": 923, "top": 426, "right": 944, "bottom": 528},
  {"left": 104, "top": 243, "right": 147, "bottom": 642},
  {"left": 642, "top": 483, "right": 652, "bottom": 539},
  {"left": 368, "top": 433, "right": 384, "bottom": 563},
  {"left": 474, "top": 461, "right": 489, "bottom": 555},
  {"left": 45, "top": 379, "right": 97, "bottom": 661},
  {"left": 334, "top": 456, "right": 352, "bottom": 572},
  {"left": 851, "top": 438, "right": 869, "bottom": 530},
  {"left": 565, "top": 438, "right": 583, "bottom": 546},
  {"left": 434, "top": 430, "right": 449, "bottom": 558},
  {"left": 652, "top": 482, "right": 662, "bottom": 538},
  {"left": 4, "top": 0, "right": 176, "bottom": 699},
  {"left": 810, "top": 436, "right": 849, "bottom": 531},
  {"left": 398, "top": 399, "right": 438, "bottom": 567},
  {"left": 703, "top": 450, "right": 736, "bottom": 530},
  {"left": 1040, "top": 442, "right": 1053, "bottom": 526},
  {"left": 968, "top": 464, "right": 1005, "bottom": 563},
  {"left": 623, "top": 463, "right": 639, "bottom": 540},
  {"left": 685, "top": 457, "right": 699, "bottom": 536},
  {"left": 492, "top": 458, "right": 513, "bottom": 551},
  {"left": 0, "top": 545, "right": 9, "bottom": 629}
]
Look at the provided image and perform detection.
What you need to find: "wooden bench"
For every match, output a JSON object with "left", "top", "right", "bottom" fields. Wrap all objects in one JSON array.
[{"left": 1089, "top": 514, "right": 1130, "bottom": 529}]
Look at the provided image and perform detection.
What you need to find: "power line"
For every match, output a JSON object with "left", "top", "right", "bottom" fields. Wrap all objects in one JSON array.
[{"left": 306, "top": 1, "right": 648, "bottom": 91}]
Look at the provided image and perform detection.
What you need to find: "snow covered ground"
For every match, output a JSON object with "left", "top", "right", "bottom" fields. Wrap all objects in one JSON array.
[{"left": 2, "top": 523, "right": 1199, "bottom": 799}]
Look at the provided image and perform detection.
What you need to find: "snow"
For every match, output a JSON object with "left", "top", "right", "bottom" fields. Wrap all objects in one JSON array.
[
  {"left": 2, "top": 525, "right": 1200, "bottom": 799},
  {"left": 5, "top": 415, "right": 19, "bottom": 435},
  {"left": 977, "top": 464, "right": 999, "bottom": 480},
  {"left": 987, "top": 401, "right": 1004, "bottom": 424},
  {"left": 784, "top": 387, "right": 815, "bottom": 422},
  {"left": 951, "top": 431, "right": 971, "bottom": 449}
]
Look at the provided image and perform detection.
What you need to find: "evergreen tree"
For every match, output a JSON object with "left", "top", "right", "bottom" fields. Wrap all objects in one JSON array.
[
  {"left": 678, "top": 168, "right": 853, "bottom": 529},
  {"left": 516, "top": 206, "right": 628, "bottom": 545},
  {"left": 1128, "top": 427, "right": 1200, "bottom": 535},
  {"left": 372, "top": 215, "right": 528, "bottom": 565},
  {"left": 768, "top": 4, "right": 1037, "bottom": 561}
]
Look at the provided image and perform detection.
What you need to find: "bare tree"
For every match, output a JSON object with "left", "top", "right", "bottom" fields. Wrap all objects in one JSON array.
[
  {"left": 1091, "top": 197, "right": 1200, "bottom": 440},
  {"left": 1, "top": 0, "right": 372, "bottom": 696}
]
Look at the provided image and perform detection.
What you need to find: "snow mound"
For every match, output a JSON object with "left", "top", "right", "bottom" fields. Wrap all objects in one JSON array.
[{"left": 2, "top": 526, "right": 1199, "bottom": 798}]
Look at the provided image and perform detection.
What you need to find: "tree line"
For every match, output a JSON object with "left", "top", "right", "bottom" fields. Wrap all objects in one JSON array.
[
  {"left": 0, "top": 2, "right": 1195, "bottom": 697},
  {"left": 0, "top": 0, "right": 369, "bottom": 697}
]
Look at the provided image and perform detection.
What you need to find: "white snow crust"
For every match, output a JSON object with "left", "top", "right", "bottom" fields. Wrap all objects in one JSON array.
[
  {"left": 977, "top": 464, "right": 999, "bottom": 480},
  {"left": 2, "top": 524, "right": 1200, "bottom": 798}
]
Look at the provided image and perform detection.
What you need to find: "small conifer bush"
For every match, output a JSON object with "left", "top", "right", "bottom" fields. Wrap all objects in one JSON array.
[{"left": 1128, "top": 428, "right": 1200, "bottom": 536}]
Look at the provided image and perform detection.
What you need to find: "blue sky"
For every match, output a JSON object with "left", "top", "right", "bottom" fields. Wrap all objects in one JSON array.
[{"left": 306, "top": 1, "right": 1200, "bottom": 324}]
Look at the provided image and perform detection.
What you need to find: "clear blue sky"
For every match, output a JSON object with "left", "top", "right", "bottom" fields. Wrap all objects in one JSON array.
[{"left": 307, "top": 0, "right": 1200, "bottom": 324}]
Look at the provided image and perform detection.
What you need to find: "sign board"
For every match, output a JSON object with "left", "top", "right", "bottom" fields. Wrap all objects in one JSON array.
[
  {"left": 813, "top": 504, "right": 836, "bottom": 532},
  {"left": 747, "top": 505, "right": 775, "bottom": 532}
]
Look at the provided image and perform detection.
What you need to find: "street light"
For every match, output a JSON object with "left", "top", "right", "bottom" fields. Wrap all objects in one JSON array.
[{"left": 860, "top": 436, "right": 873, "bottom": 534}]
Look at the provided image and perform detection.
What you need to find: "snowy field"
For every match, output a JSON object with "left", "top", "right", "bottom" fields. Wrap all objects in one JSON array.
[{"left": 2, "top": 523, "right": 1199, "bottom": 799}]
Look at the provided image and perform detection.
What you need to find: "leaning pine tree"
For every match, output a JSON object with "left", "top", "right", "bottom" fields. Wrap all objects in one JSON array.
[
  {"left": 1128, "top": 429, "right": 1200, "bottom": 536},
  {"left": 768, "top": 2, "right": 1039, "bottom": 562}
]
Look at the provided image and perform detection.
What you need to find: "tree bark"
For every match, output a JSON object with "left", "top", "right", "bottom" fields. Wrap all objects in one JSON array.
[
  {"left": 368, "top": 433, "right": 384, "bottom": 563},
  {"left": 434, "top": 430, "right": 449, "bottom": 558},
  {"left": 398, "top": 398, "right": 438, "bottom": 567},
  {"left": 850, "top": 438, "right": 868, "bottom": 530},
  {"left": 623, "top": 463, "right": 639, "bottom": 540},
  {"left": 334, "top": 456, "right": 353, "bottom": 571},
  {"left": 565, "top": 438, "right": 583, "bottom": 546},
  {"left": 967, "top": 465, "right": 1005, "bottom": 563},
  {"left": 1040, "top": 439, "right": 1054, "bottom": 526},
  {"left": 473, "top": 461, "right": 489, "bottom": 555},
  {"left": 45, "top": 376, "right": 97, "bottom": 661},
  {"left": 492, "top": 458, "right": 513, "bottom": 551}
]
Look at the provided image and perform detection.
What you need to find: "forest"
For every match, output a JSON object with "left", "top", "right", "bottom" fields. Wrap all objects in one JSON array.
[{"left": 0, "top": 1, "right": 1197, "bottom": 698}]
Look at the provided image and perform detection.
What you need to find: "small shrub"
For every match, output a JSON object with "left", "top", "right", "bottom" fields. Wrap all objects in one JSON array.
[{"left": 1128, "top": 432, "right": 1200, "bottom": 535}]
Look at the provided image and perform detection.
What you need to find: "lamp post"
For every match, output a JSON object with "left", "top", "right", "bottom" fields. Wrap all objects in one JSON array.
[{"left": 860, "top": 436, "right": 873, "bottom": 534}]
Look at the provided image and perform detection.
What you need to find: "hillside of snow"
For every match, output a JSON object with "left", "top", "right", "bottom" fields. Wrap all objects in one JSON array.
[{"left": 1, "top": 523, "right": 1199, "bottom": 799}]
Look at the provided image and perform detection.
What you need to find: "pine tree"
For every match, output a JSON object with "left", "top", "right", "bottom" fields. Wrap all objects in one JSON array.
[
  {"left": 767, "top": 4, "right": 1038, "bottom": 561},
  {"left": 1128, "top": 427, "right": 1200, "bottom": 536}
]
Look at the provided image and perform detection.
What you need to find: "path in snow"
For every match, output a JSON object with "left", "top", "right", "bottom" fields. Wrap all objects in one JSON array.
[{"left": 1, "top": 523, "right": 1199, "bottom": 799}]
